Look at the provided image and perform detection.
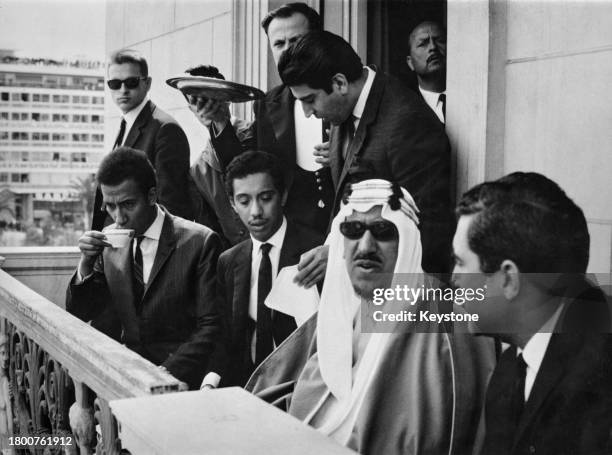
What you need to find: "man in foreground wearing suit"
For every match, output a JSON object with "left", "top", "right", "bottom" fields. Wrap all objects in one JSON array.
[
  {"left": 92, "top": 49, "right": 193, "bottom": 230},
  {"left": 452, "top": 172, "right": 612, "bottom": 455},
  {"left": 279, "top": 31, "right": 453, "bottom": 275},
  {"left": 406, "top": 20, "right": 447, "bottom": 123},
  {"left": 67, "top": 147, "right": 221, "bottom": 390},
  {"left": 202, "top": 151, "right": 321, "bottom": 388}
]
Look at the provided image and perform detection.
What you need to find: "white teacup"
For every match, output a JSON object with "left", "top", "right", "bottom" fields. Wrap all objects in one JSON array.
[{"left": 104, "top": 229, "right": 135, "bottom": 248}]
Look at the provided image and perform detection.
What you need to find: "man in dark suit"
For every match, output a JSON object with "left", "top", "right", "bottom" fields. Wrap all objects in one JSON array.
[
  {"left": 201, "top": 151, "right": 321, "bottom": 388},
  {"left": 189, "top": 3, "right": 331, "bottom": 246},
  {"left": 92, "top": 49, "right": 193, "bottom": 230},
  {"left": 452, "top": 171, "right": 612, "bottom": 455},
  {"left": 67, "top": 147, "right": 221, "bottom": 390},
  {"left": 406, "top": 20, "right": 446, "bottom": 123},
  {"left": 278, "top": 30, "right": 453, "bottom": 275}
]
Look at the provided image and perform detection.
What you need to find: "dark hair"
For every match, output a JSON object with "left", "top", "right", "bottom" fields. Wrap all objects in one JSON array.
[
  {"left": 108, "top": 49, "right": 148, "bottom": 77},
  {"left": 278, "top": 31, "right": 362, "bottom": 93},
  {"left": 185, "top": 64, "right": 225, "bottom": 80},
  {"left": 97, "top": 147, "right": 157, "bottom": 196},
  {"left": 261, "top": 2, "right": 322, "bottom": 34},
  {"left": 456, "top": 172, "right": 589, "bottom": 275},
  {"left": 225, "top": 151, "right": 285, "bottom": 198}
]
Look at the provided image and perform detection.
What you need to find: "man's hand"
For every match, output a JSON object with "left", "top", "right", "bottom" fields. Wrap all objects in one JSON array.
[
  {"left": 188, "top": 95, "right": 230, "bottom": 132},
  {"left": 294, "top": 245, "right": 329, "bottom": 288},
  {"left": 77, "top": 231, "right": 109, "bottom": 277},
  {"left": 314, "top": 139, "right": 330, "bottom": 167}
]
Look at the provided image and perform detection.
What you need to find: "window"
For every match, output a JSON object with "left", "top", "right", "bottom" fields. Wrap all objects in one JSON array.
[
  {"left": 52, "top": 114, "right": 60, "bottom": 122},
  {"left": 40, "top": 113, "right": 49, "bottom": 121},
  {"left": 11, "top": 132, "right": 19, "bottom": 140},
  {"left": 21, "top": 152, "right": 29, "bottom": 162},
  {"left": 32, "top": 113, "right": 40, "bottom": 121},
  {"left": 11, "top": 93, "right": 21, "bottom": 101},
  {"left": 80, "top": 96, "right": 90, "bottom": 104},
  {"left": 32, "top": 94, "right": 41, "bottom": 102},
  {"left": 20, "top": 174, "right": 29, "bottom": 183},
  {"left": 72, "top": 95, "right": 80, "bottom": 104},
  {"left": 52, "top": 95, "right": 60, "bottom": 103},
  {"left": 0, "top": 112, "right": 7, "bottom": 120},
  {"left": 41, "top": 133, "right": 49, "bottom": 141},
  {"left": 32, "top": 132, "right": 40, "bottom": 140},
  {"left": 20, "top": 113, "right": 28, "bottom": 121},
  {"left": 11, "top": 174, "right": 19, "bottom": 183},
  {"left": 41, "top": 94, "right": 49, "bottom": 102},
  {"left": 11, "top": 113, "right": 19, "bottom": 121},
  {"left": 0, "top": 174, "right": 7, "bottom": 183},
  {"left": 1, "top": 93, "right": 8, "bottom": 101},
  {"left": 20, "top": 93, "right": 29, "bottom": 102},
  {"left": 0, "top": 132, "right": 7, "bottom": 140}
]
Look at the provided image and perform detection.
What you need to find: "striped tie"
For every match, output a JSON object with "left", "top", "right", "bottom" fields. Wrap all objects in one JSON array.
[{"left": 132, "top": 235, "right": 145, "bottom": 311}]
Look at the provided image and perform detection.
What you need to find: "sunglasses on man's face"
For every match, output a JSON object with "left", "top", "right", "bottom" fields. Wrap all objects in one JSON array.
[
  {"left": 339, "top": 220, "right": 398, "bottom": 241},
  {"left": 107, "top": 77, "right": 147, "bottom": 90}
]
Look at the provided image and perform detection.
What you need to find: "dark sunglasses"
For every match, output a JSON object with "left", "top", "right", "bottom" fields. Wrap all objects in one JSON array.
[
  {"left": 339, "top": 220, "right": 398, "bottom": 241},
  {"left": 107, "top": 77, "right": 147, "bottom": 90}
]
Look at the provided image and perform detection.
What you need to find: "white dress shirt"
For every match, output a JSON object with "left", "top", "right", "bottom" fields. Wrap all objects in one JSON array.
[
  {"left": 135, "top": 205, "right": 165, "bottom": 285},
  {"left": 418, "top": 87, "right": 445, "bottom": 123},
  {"left": 120, "top": 96, "right": 149, "bottom": 146},
  {"left": 518, "top": 303, "right": 565, "bottom": 401},
  {"left": 294, "top": 102, "right": 324, "bottom": 171},
  {"left": 248, "top": 217, "right": 287, "bottom": 321},
  {"left": 351, "top": 66, "right": 376, "bottom": 132}
]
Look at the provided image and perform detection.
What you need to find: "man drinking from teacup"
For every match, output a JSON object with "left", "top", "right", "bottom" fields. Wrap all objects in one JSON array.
[{"left": 66, "top": 147, "right": 222, "bottom": 390}]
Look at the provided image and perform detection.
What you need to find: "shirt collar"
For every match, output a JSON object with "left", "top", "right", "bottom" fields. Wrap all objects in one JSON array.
[
  {"left": 352, "top": 67, "right": 376, "bottom": 122},
  {"left": 519, "top": 303, "right": 565, "bottom": 373},
  {"left": 251, "top": 217, "right": 287, "bottom": 253},
  {"left": 122, "top": 97, "right": 149, "bottom": 125},
  {"left": 419, "top": 86, "right": 445, "bottom": 105},
  {"left": 141, "top": 205, "right": 165, "bottom": 241}
]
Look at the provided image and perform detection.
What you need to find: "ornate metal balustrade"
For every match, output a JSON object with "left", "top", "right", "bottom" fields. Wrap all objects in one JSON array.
[{"left": 0, "top": 269, "right": 186, "bottom": 454}]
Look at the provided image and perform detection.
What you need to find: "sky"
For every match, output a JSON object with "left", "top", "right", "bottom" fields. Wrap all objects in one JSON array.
[{"left": 0, "top": 0, "right": 105, "bottom": 60}]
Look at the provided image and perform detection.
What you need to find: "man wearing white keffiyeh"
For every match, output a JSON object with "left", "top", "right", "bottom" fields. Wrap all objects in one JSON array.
[{"left": 246, "top": 179, "right": 494, "bottom": 455}]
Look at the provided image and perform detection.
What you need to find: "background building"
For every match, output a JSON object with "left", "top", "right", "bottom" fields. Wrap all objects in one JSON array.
[{"left": 0, "top": 50, "right": 104, "bottom": 245}]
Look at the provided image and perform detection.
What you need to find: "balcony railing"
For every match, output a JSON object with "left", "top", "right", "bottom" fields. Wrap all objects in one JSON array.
[{"left": 0, "top": 264, "right": 186, "bottom": 454}]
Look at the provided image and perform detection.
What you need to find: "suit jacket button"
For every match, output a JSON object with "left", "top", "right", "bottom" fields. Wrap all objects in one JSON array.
[
  {"left": 318, "top": 186, "right": 323, "bottom": 191},
  {"left": 529, "top": 445, "right": 536, "bottom": 454}
]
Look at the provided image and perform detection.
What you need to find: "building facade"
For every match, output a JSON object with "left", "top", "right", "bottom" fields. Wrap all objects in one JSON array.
[{"left": 0, "top": 52, "right": 104, "bottom": 232}]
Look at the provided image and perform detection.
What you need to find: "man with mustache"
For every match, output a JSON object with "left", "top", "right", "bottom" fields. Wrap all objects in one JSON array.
[
  {"left": 246, "top": 179, "right": 493, "bottom": 455},
  {"left": 201, "top": 151, "right": 321, "bottom": 388},
  {"left": 406, "top": 21, "right": 447, "bottom": 123}
]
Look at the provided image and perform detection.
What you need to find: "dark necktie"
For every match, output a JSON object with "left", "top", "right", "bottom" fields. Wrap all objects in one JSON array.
[
  {"left": 482, "top": 347, "right": 528, "bottom": 455},
  {"left": 114, "top": 118, "right": 126, "bottom": 148},
  {"left": 342, "top": 115, "right": 356, "bottom": 160},
  {"left": 255, "top": 243, "right": 273, "bottom": 365},
  {"left": 132, "top": 236, "right": 145, "bottom": 311},
  {"left": 439, "top": 93, "right": 446, "bottom": 121}
]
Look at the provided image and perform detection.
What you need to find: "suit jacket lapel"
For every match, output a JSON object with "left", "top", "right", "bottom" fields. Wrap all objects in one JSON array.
[
  {"left": 124, "top": 100, "right": 153, "bottom": 147},
  {"left": 512, "top": 334, "right": 576, "bottom": 449},
  {"left": 232, "top": 240, "right": 252, "bottom": 332},
  {"left": 145, "top": 212, "right": 176, "bottom": 295},
  {"left": 336, "top": 72, "right": 385, "bottom": 191},
  {"left": 103, "top": 244, "right": 140, "bottom": 344},
  {"left": 278, "top": 222, "right": 301, "bottom": 269}
]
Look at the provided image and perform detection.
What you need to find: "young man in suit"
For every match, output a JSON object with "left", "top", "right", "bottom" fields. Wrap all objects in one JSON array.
[
  {"left": 452, "top": 172, "right": 612, "bottom": 455},
  {"left": 201, "top": 151, "right": 321, "bottom": 388},
  {"left": 67, "top": 147, "right": 221, "bottom": 390},
  {"left": 92, "top": 49, "right": 193, "bottom": 229},
  {"left": 279, "top": 30, "right": 453, "bottom": 276},
  {"left": 406, "top": 21, "right": 447, "bottom": 123}
]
